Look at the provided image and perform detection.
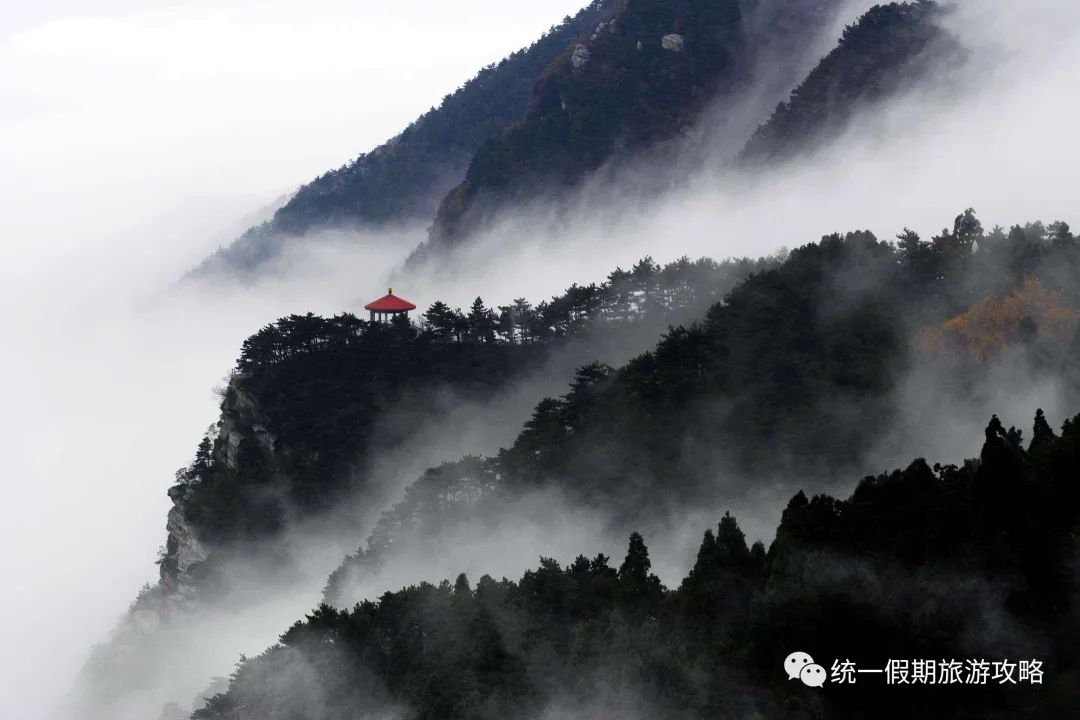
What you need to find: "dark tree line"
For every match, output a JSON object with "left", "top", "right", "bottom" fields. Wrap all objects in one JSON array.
[
  {"left": 421, "top": 256, "right": 770, "bottom": 344},
  {"left": 173, "top": 253, "right": 767, "bottom": 551},
  {"left": 493, "top": 213, "right": 1079, "bottom": 510},
  {"left": 181, "top": 209, "right": 1080, "bottom": 562},
  {"left": 325, "top": 209, "right": 1080, "bottom": 607},
  {"left": 168, "top": 209, "right": 1080, "bottom": 719},
  {"left": 236, "top": 211, "right": 1077, "bottom": 380},
  {"left": 234, "top": 256, "right": 765, "bottom": 373},
  {"left": 196, "top": 407, "right": 1080, "bottom": 720}
]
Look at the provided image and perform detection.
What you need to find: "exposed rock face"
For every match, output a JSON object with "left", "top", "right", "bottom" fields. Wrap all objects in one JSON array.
[
  {"left": 160, "top": 486, "right": 210, "bottom": 597},
  {"left": 571, "top": 43, "right": 591, "bottom": 71},
  {"left": 157, "top": 380, "right": 275, "bottom": 599},
  {"left": 221, "top": 383, "right": 275, "bottom": 470},
  {"left": 661, "top": 33, "right": 685, "bottom": 52},
  {"left": 69, "top": 380, "right": 290, "bottom": 718},
  {"left": 590, "top": 20, "right": 616, "bottom": 40}
]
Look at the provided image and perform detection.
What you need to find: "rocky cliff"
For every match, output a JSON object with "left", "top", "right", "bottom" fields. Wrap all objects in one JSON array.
[{"left": 158, "top": 381, "right": 274, "bottom": 601}]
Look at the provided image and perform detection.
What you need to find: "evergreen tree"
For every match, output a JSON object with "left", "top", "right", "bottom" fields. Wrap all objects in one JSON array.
[
  {"left": 1029, "top": 408, "right": 1058, "bottom": 471},
  {"left": 423, "top": 301, "right": 457, "bottom": 340},
  {"left": 603, "top": 267, "right": 633, "bottom": 322},
  {"left": 953, "top": 207, "right": 984, "bottom": 252},
  {"left": 496, "top": 304, "right": 517, "bottom": 343},
  {"left": 631, "top": 256, "right": 661, "bottom": 315},
  {"left": 1048, "top": 220, "right": 1073, "bottom": 248},
  {"left": 715, "top": 511, "right": 750, "bottom": 568},
  {"left": 512, "top": 298, "right": 534, "bottom": 343},
  {"left": 896, "top": 227, "right": 923, "bottom": 261},
  {"left": 468, "top": 297, "right": 497, "bottom": 343},
  {"left": 617, "top": 532, "right": 663, "bottom": 621}
]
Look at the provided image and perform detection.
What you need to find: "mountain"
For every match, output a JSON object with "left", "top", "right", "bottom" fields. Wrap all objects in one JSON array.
[
  {"left": 738, "top": 1, "right": 962, "bottom": 164},
  {"left": 192, "top": 1, "right": 612, "bottom": 276},
  {"left": 155, "top": 256, "right": 772, "bottom": 600},
  {"left": 193, "top": 1, "right": 960, "bottom": 277},
  {"left": 73, "top": 255, "right": 774, "bottom": 718},
  {"left": 84, "top": 213, "right": 1078, "bottom": 718},
  {"left": 422, "top": 0, "right": 865, "bottom": 250},
  {"left": 423, "top": 0, "right": 752, "bottom": 247},
  {"left": 323, "top": 212, "right": 1080, "bottom": 601},
  {"left": 162, "top": 212, "right": 1080, "bottom": 604},
  {"left": 419, "top": 0, "right": 959, "bottom": 254},
  {"left": 193, "top": 406, "right": 1080, "bottom": 720}
]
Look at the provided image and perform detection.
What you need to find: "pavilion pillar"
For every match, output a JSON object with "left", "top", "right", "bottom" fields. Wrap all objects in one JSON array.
[{"left": 364, "top": 290, "right": 416, "bottom": 325}]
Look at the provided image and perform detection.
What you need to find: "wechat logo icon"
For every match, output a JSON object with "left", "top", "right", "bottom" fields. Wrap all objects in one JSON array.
[{"left": 785, "top": 651, "right": 826, "bottom": 687}]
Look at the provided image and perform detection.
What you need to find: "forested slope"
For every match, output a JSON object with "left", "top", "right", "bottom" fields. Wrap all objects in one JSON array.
[
  {"left": 194, "top": 1, "right": 963, "bottom": 274},
  {"left": 122, "top": 211, "right": 1079, "bottom": 719},
  {"left": 327, "top": 211, "right": 1080, "bottom": 601},
  {"left": 739, "top": 1, "right": 962, "bottom": 163},
  {"left": 196, "top": 406, "right": 1080, "bottom": 720},
  {"left": 424, "top": 1, "right": 956, "bottom": 251},
  {"left": 159, "top": 255, "right": 771, "bottom": 597}
]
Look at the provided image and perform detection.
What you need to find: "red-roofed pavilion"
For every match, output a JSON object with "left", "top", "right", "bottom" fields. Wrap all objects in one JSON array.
[{"left": 365, "top": 288, "right": 416, "bottom": 322}]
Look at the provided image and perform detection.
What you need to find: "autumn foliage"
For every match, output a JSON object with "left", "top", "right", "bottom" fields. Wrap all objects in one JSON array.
[{"left": 918, "top": 277, "right": 1080, "bottom": 359}]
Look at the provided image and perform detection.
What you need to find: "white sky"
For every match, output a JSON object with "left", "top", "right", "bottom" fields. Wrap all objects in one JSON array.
[{"left": 0, "top": 0, "right": 587, "bottom": 275}]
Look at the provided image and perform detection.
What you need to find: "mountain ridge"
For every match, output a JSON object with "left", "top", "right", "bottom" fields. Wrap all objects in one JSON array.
[
  {"left": 192, "top": 1, "right": 957, "bottom": 278},
  {"left": 739, "top": 1, "right": 962, "bottom": 164},
  {"left": 191, "top": 1, "right": 613, "bottom": 276},
  {"left": 78, "top": 212, "right": 1080, "bottom": 719}
]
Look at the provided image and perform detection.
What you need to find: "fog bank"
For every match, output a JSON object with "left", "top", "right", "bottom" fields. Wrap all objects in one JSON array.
[{"left": 3, "top": 0, "right": 1078, "bottom": 717}]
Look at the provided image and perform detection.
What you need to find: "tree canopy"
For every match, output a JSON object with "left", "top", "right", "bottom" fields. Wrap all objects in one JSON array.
[{"left": 196, "top": 406, "right": 1080, "bottom": 720}]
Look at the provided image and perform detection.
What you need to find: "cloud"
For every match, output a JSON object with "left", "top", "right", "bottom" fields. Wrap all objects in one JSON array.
[
  {"left": 394, "top": 0, "right": 1079, "bottom": 310},
  {"left": 0, "top": 2, "right": 589, "bottom": 717},
  {"left": 3, "top": 1, "right": 1079, "bottom": 717}
]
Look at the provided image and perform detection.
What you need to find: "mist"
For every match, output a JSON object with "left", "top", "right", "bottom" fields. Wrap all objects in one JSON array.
[
  {"left": 204, "top": 0, "right": 1079, "bottom": 313},
  {"left": 398, "top": 0, "right": 1078, "bottom": 308},
  {"left": 3, "top": 0, "right": 1079, "bottom": 718},
  {"left": 0, "top": 2, "right": 590, "bottom": 717}
]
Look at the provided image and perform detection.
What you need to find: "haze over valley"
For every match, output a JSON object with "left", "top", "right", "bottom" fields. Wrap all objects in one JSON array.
[{"left": 2, "top": 2, "right": 1078, "bottom": 719}]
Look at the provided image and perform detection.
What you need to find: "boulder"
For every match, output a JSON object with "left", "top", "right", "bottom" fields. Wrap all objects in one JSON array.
[
  {"left": 571, "top": 44, "right": 591, "bottom": 70},
  {"left": 661, "top": 33, "right": 685, "bottom": 52}
]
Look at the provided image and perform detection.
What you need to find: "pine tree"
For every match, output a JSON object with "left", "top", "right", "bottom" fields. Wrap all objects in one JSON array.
[
  {"left": 619, "top": 531, "right": 651, "bottom": 582},
  {"left": 715, "top": 511, "right": 750, "bottom": 569},
  {"left": 688, "top": 529, "right": 718, "bottom": 584},
  {"left": 423, "top": 301, "right": 456, "bottom": 340},
  {"left": 468, "top": 297, "right": 497, "bottom": 343},
  {"left": 1029, "top": 408, "right": 1058, "bottom": 469},
  {"left": 617, "top": 532, "right": 663, "bottom": 620},
  {"left": 512, "top": 298, "right": 534, "bottom": 343}
]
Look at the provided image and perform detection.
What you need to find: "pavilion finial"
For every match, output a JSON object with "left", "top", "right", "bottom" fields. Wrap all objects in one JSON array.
[{"left": 388, "top": 286, "right": 393, "bottom": 295}]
